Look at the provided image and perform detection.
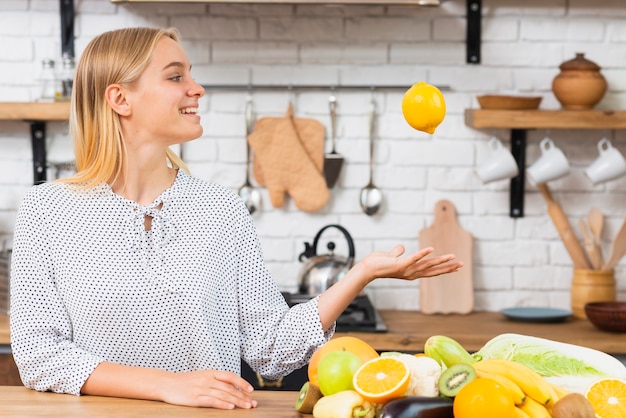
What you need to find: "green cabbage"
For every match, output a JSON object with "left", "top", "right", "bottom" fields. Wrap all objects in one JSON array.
[{"left": 473, "top": 333, "right": 626, "bottom": 393}]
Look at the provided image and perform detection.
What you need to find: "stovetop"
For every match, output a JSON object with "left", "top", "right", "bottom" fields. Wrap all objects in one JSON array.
[{"left": 282, "top": 292, "right": 387, "bottom": 333}]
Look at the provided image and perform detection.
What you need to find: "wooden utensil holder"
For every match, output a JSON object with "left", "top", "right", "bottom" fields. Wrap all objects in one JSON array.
[{"left": 571, "top": 268, "right": 615, "bottom": 319}]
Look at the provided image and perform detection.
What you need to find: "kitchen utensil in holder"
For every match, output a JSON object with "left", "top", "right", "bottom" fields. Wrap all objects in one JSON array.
[{"left": 571, "top": 268, "right": 615, "bottom": 319}]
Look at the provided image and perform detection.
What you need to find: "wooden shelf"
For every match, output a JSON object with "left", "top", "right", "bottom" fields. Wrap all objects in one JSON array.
[
  {"left": 0, "top": 102, "right": 70, "bottom": 122},
  {"left": 111, "top": 0, "right": 439, "bottom": 4},
  {"left": 465, "top": 109, "right": 626, "bottom": 130},
  {"left": 465, "top": 108, "right": 626, "bottom": 218},
  {"left": 0, "top": 102, "right": 71, "bottom": 185}
]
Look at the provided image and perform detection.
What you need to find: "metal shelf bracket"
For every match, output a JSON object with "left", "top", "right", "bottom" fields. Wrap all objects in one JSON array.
[
  {"left": 466, "top": 0, "right": 481, "bottom": 64},
  {"left": 60, "top": 0, "right": 75, "bottom": 58},
  {"left": 509, "top": 129, "right": 526, "bottom": 218},
  {"left": 29, "top": 122, "right": 47, "bottom": 185}
]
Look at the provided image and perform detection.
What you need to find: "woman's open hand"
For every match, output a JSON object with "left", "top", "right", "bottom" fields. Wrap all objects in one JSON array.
[{"left": 360, "top": 245, "right": 463, "bottom": 283}]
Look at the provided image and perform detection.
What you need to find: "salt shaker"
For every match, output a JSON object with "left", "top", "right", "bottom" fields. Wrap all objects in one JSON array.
[
  {"left": 58, "top": 54, "right": 75, "bottom": 101},
  {"left": 38, "top": 59, "right": 58, "bottom": 102}
]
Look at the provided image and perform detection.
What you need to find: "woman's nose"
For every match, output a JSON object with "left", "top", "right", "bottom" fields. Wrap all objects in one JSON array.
[{"left": 189, "top": 80, "right": 205, "bottom": 97}]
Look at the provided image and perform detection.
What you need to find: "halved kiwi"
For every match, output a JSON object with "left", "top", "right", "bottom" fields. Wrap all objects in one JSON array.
[
  {"left": 438, "top": 363, "right": 477, "bottom": 397},
  {"left": 295, "top": 381, "right": 323, "bottom": 413}
]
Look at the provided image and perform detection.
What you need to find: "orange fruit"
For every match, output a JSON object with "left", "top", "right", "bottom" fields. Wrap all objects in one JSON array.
[
  {"left": 352, "top": 356, "right": 410, "bottom": 404},
  {"left": 308, "top": 336, "right": 378, "bottom": 385},
  {"left": 453, "top": 377, "right": 516, "bottom": 418},
  {"left": 585, "top": 377, "right": 626, "bottom": 418},
  {"left": 401, "top": 81, "right": 446, "bottom": 134}
]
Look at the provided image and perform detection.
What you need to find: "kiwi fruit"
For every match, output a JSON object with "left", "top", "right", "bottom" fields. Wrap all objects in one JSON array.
[
  {"left": 552, "top": 393, "right": 596, "bottom": 418},
  {"left": 438, "top": 363, "right": 477, "bottom": 397},
  {"left": 294, "top": 381, "right": 323, "bottom": 413}
]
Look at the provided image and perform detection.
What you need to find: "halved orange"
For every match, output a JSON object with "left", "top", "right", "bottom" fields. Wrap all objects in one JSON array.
[
  {"left": 585, "top": 377, "right": 626, "bottom": 418},
  {"left": 352, "top": 356, "right": 410, "bottom": 404}
]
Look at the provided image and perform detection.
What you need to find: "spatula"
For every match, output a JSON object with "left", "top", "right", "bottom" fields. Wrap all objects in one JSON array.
[
  {"left": 323, "top": 94, "right": 344, "bottom": 188},
  {"left": 588, "top": 207, "right": 605, "bottom": 268},
  {"left": 604, "top": 217, "right": 626, "bottom": 270},
  {"left": 579, "top": 219, "right": 602, "bottom": 270}
]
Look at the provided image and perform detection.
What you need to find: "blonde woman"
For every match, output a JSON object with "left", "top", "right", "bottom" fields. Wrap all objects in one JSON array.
[{"left": 10, "top": 27, "right": 462, "bottom": 409}]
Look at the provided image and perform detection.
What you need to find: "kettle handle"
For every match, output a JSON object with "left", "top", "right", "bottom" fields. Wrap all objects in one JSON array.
[{"left": 298, "top": 224, "right": 355, "bottom": 263}]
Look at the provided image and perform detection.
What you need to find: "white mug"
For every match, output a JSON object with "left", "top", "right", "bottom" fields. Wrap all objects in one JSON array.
[
  {"left": 475, "top": 137, "right": 519, "bottom": 183},
  {"left": 584, "top": 138, "right": 626, "bottom": 185},
  {"left": 526, "top": 137, "right": 570, "bottom": 184}
]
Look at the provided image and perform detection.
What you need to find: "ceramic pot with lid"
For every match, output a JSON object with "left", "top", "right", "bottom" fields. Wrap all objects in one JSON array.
[
  {"left": 552, "top": 53, "right": 607, "bottom": 110},
  {"left": 297, "top": 224, "right": 355, "bottom": 295}
]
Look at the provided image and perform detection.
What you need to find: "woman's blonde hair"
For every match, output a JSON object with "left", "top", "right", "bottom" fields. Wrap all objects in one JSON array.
[{"left": 61, "top": 27, "right": 189, "bottom": 187}]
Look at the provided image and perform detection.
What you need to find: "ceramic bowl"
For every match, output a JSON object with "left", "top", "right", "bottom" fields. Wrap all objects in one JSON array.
[
  {"left": 584, "top": 301, "right": 626, "bottom": 333},
  {"left": 477, "top": 95, "right": 542, "bottom": 110}
]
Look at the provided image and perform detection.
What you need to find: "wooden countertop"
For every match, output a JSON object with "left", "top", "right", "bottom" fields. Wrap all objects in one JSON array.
[
  {"left": 3, "top": 310, "right": 626, "bottom": 353},
  {"left": 357, "top": 310, "right": 626, "bottom": 353},
  {"left": 0, "top": 386, "right": 300, "bottom": 417}
]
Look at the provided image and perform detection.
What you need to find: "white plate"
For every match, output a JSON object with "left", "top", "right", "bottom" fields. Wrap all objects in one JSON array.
[{"left": 500, "top": 307, "right": 572, "bottom": 323}]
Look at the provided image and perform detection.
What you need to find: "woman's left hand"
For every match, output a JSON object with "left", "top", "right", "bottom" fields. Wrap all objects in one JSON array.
[
  {"left": 360, "top": 245, "right": 462, "bottom": 283},
  {"left": 317, "top": 245, "right": 463, "bottom": 330}
]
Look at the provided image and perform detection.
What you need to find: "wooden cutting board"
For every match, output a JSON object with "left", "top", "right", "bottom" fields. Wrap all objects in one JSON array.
[{"left": 418, "top": 200, "right": 474, "bottom": 314}]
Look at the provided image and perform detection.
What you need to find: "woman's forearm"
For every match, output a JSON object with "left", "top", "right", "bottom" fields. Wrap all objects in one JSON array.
[
  {"left": 81, "top": 362, "right": 257, "bottom": 409},
  {"left": 81, "top": 362, "right": 169, "bottom": 401},
  {"left": 317, "top": 263, "right": 371, "bottom": 330}
]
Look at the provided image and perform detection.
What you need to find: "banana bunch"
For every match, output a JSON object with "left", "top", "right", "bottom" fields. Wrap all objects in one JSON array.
[{"left": 472, "top": 359, "right": 569, "bottom": 418}]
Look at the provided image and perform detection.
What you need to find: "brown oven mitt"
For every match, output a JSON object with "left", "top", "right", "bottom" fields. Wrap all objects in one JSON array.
[
  {"left": 248, "top": 103, "right": 329, "bottom": 212},
  {"left": 252, "top": 105, "right": 325, "bottom": 186}
]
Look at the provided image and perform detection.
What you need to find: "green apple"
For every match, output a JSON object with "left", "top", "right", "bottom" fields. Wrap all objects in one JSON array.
[{"left": 317, "top": 350, "right": 363, "bottom": 396}]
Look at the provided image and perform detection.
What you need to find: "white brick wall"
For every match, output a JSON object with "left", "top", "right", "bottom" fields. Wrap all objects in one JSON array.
[{"left": 0, "top": 0, "right": 625, "bottom": 312}]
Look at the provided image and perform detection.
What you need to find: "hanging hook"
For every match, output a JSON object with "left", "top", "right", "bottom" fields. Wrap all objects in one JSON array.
[
  {"left": 287, "top": 84, "right": 295, "bottom": 109},
  {"left": 245, "top": 91, "right": 255, "bottom": 135},
  {"left": 369, "top": 95, "right": 377, "bottom": 144}
]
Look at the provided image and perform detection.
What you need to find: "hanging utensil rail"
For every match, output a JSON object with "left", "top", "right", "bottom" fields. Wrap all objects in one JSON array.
[{"left": 200, "top": 84, "right": 450, "bottom": 92}]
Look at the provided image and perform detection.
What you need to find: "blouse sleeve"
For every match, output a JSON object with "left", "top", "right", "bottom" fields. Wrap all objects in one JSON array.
[
  {"left": 10, "top": 187, "right": 103, "bottom": 395},
  {"left": 233, "top": 203, "right": 334, "bottom": 380}
]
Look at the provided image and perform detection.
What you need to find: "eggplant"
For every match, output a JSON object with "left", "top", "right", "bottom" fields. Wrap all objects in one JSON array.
[{"left": 378, "top": 397, "right": 454, "bottom": 418}]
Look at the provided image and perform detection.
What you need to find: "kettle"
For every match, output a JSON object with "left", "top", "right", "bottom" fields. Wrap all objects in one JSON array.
[{"left": 297, "top": 224, "right": 355, "bottom": 295}]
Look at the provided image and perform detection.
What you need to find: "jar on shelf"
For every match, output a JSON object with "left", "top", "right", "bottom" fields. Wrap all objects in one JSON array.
[
  {"left": 57, "top": 53, "right": 75, "bottom": 102},
  {"left": 552, "top": 53, "right": 607, "bottom": 110},
  {"left": 38, "top": 59, "right": 59, "bottom": 102}
]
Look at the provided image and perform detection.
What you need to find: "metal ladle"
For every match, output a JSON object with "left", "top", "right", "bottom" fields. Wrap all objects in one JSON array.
[
  {"left": 360, "top": 99, "right": 383, "bottom": 216},
  {"left": 238, "top": 95, "right": 261, "bottom": 214}
]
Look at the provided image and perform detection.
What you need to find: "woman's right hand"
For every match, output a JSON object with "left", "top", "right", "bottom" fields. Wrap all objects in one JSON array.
[
  {"left": 160, "top": 370, "right": 258, "bottom": 409},
  {"left": 82, "top": 363, "right": 257, "bottom": 410}
]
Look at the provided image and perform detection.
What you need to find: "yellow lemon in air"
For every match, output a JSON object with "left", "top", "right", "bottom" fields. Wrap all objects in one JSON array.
[{"left": 401, "top": 82, "right": 446, "bottom": 134}]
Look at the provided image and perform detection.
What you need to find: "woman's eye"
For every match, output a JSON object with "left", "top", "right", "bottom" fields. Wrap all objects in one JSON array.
[{"left": 170, "top": 75, "right": 182, "bottom": 82}]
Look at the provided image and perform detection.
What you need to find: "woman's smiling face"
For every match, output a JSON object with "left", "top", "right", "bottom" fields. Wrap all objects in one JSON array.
[{"left": 124, "top": 36, "right": 205, "bottom": 146}]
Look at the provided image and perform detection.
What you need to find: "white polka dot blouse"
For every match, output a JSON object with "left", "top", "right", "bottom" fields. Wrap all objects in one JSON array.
[{"left": 10, "top": 170, "right": 333, "bottom": 395}]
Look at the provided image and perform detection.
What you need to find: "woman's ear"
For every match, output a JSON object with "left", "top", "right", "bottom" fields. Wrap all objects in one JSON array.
[{"left": 105, "top": 84, "right": 131, "bottom": 116}]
